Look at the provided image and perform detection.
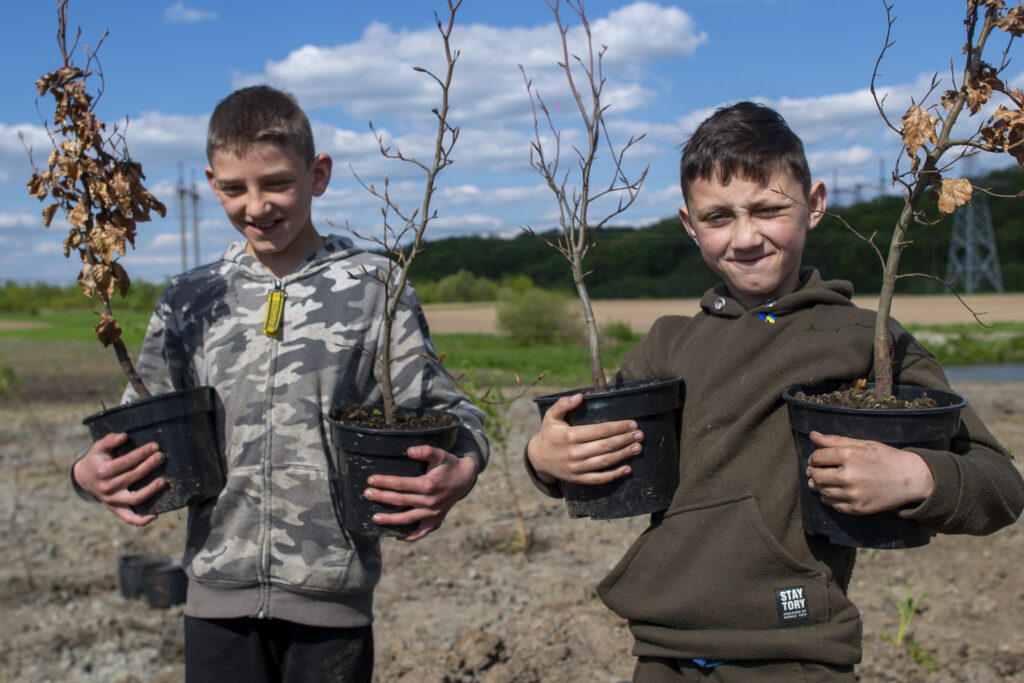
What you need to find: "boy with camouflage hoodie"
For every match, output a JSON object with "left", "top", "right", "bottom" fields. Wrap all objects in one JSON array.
[
  {"left": 72, "top": 85, "right": 488, "bottom": 681},
  {"left": 526, "top": 102, "right": 1024, "bottom": 681}
]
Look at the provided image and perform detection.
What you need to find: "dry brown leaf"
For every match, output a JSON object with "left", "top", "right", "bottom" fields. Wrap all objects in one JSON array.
[
  {"left": 41, "top": 204, "right": 58, "bottom": 227},
  {"left": 111, "top": 261, "right": 131, "bottom": 297},
  {"left": 901, "top": 104, "right": 938, "bottom": 158},
  {"left": 997, "top": 5, "right": 1024, "bottom": 36},
  {"left": 937, "top": 177, "right": 973, "bottom": 214},
  {"left": 94, "top": 313, "right": 122, "bottom": 346}
]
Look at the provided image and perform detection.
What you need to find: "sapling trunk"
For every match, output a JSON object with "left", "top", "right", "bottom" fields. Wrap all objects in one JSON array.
[{"left": 571, "top": 255, "right": 607, "bottom": 392}]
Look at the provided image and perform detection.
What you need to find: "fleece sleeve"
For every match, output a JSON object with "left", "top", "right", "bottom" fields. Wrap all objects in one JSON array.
[{"left": 894, "top": 336, "right": 1024, "bottom": 534}]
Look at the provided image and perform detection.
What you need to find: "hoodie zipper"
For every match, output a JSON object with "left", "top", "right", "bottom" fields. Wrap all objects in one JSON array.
[{"left": 258, "top": 279, "right": 285, "bottom": 617}]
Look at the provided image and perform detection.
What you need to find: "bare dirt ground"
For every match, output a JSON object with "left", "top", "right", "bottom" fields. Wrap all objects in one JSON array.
[
  {"left": 422, "top": 293, "right": 1024, "bottom": 334},
  {"left": 1, "top": 296, "right": 1023, "bottom": 681}
]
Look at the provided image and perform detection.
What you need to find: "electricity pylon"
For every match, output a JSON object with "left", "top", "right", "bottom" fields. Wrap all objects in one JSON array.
[{"left": 945, "top": 193, "right": 1004, "bottom": 293}]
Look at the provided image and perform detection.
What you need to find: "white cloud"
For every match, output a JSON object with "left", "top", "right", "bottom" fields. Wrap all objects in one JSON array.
[
  {"left": 164, "top": 3, "right": 218, "bottom": 24},
  {"left": 0, "top": 211, "right": 39, "bottom": 230},
  {"left": 237, "top": 2, "right": 705, "bottom": 128}
]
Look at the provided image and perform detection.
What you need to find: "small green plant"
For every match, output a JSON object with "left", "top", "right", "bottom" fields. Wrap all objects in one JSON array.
[
  {"left": 879, "top": 582, "right": 944, "bottom": 671},
  {"left": 0, "top": 364, "right": 19, "bottom": 398}
]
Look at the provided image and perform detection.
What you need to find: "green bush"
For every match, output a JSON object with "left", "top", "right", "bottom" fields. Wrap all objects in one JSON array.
[
  {"left": 496, "top": 286, "right": 582, "bottom": 346},
  {"left": 436, "top": 269, "right": 498, "bottom": 302}
]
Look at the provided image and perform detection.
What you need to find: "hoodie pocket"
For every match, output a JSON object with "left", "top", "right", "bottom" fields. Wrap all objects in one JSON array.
[
  {"left": 598, "top": 495, "right": 831, "bottom": 631},
  {"left": 267, "top": 463, "right": 360, "bottom": 591}
]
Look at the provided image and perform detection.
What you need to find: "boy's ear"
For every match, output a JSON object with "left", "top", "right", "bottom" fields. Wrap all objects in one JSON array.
[
  {"left": 806, "top": 181, "right": 827, "bottom": 230},
  {"left": 204, "top": 166, "right": 221, "bottom": 198},
  {"left": 311, "top": 153, "right": 332, "bottom": 197},
  {"left": 678, "top": 206, "right": 698, "bottom": 242}
]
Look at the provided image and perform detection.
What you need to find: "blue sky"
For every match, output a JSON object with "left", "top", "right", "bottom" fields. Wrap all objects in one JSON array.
[{"left": 1, "top": 1, "right": 1017, "bottom": 285}]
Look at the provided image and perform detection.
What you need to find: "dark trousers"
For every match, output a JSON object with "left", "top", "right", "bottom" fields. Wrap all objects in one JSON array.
[
  {"left": 633, "top": 656, "right": 856, "bottom": 682},
  {"left": 184, "top": 616, "right": 373, "bottom": 683}
]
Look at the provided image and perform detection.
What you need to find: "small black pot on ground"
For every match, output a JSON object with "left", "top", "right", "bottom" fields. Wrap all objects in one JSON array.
[
  {"left": 83, "top": 386, "right": 224, "bottom": 516},
  {"left": 143, "top": 562, "right": 188, "bottom": 608},
  {"left": 783, "top": 383, "right": 967, "bottom": 549},
  {"left": 117, "top": 553, "right": 171, "bottom": 600},
  {"left": 533, "top": 376, "right": 683, "bottom": 520},
  {"left": 327, "top": 409, "right": 462, "bottom": 539}
]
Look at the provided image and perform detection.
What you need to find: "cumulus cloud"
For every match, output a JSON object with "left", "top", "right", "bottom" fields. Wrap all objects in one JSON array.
[
  {"left": 164, "top": 3, "right": 218, "bottom": 23},
  {"left": 236, "top": 2, "right": 705, "bottom": 127}
]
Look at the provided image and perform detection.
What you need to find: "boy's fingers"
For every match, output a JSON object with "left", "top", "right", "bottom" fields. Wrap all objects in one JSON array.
[
  {"left": 571, "top": 420, "right": 640, "bottom": 445},
  {"left": 107, "top": 504, "right": 159, "bottom": 526},
  {"left": 543, "top": 393, "right": 583, "bottom": 422},
  {"left": 809, "top": 431, "right": 863, "bottom": 448},
  {"left": 570, "top": 464, "right": 632, "bottom": 486},
  {"left": 562, "top": 429, "right": 642, "bottom": 468},
  {"left": 106, "top": 443, "right": 162, "bottom": 476},
  {"left": 404, "top": 445, "right": 446, "bottom": 463}
]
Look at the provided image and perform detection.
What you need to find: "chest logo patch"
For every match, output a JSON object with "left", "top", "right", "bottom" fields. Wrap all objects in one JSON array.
[{"left": 776, "top": 586, "right": 809, "bottom": 622}]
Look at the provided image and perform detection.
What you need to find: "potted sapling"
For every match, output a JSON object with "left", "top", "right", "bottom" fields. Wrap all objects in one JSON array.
[
  {"left": 520, "top": 0, "right": 681, "bottom": 520},
  {"left": 326, "top": 1, "right": 476, "bottom": 538},
  {"left": 24, "top": 1, "right": 223, "bottom": 515},
  {"left": 783, "top": 0, "right": 1024, "bottom": 548}
]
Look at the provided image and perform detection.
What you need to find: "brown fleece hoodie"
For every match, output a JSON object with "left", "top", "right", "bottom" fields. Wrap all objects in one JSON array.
[{"left": 587, "top": 268, "right": 1023, "bottom": 665}]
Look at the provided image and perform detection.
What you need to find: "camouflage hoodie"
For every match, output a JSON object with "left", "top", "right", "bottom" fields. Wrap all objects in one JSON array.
[{"left": 123, "top": 234, "right": 488, "bottom": 627}]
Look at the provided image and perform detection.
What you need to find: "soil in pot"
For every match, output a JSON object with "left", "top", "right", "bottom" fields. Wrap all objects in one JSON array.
[
  {"left": 83, "top": 386, "right": 224, "bottom": 516},
  {"left": 328, "top": 407, "right": 461, "bottom": 539},
  {"left": 783, "top": 382, "right": 967, "bottom": 549},
  {"left": 533, "top": 376, "right": 682, "bottom": 520}
]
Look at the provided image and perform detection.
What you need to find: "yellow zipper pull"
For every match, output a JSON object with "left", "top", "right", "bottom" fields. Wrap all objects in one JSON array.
[{"left": 263, "top": 281, "right": 286, "bottom": 338}]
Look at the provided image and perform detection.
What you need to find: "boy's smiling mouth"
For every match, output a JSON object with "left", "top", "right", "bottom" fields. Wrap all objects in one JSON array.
[{"left": 249, "top": 219, "right": 282, "bottom": 234}]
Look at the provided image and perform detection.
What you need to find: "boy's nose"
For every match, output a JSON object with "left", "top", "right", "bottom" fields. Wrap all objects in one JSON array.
[
  {"left": 732, "top": 215, "right": 762, "bottom": 249},
  {"left": 246, "top": 193, "right": 271, "bottom": 220}
]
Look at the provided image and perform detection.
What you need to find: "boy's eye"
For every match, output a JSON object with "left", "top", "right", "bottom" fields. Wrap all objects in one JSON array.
[
  {"left": 756, "top": 206, "right": 784, "bottom": 217},
  {"left": 219, "top": 185, "right": 244, "bottom": 196}
]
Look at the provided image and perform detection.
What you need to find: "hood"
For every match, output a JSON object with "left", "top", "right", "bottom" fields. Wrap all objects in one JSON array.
[
  {"left": 699, "top": 267, "right": 855, "bottom": 319},
  {"left": 220, "top": 234, "right": 364, "bottom": 282}
]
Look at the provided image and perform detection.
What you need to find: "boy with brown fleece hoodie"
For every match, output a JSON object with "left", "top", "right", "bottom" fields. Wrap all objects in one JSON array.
[{"left": 526, "top": 101, "right": 1024, "bottom": 682}]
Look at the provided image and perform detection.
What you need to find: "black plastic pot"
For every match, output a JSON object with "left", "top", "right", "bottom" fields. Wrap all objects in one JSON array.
[
  {"left": 783, "top": 383, "right": 967, "bottom": 549},
  {"left": 327, "top": 409, "right": 462, "bottom": 538},
  {"left": 117, "top": 553, "right": 171, "bottom": 600},
  {"left": 143, "top": 562, "right": 188, "bottom": 608},
  {"left": 533, "top": 376, "right": 682, "bottom": 520},
  {"left": 83, "top": 386, "right": 224, "bottom": 516}
]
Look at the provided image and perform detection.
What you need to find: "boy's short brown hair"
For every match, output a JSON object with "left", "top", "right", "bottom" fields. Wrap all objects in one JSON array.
[
  {"left": 206, "top": 85, "right": 315, "bottom": 164},
  {"left": 680, "top": 101, "right": 811, "bottom": 204}
]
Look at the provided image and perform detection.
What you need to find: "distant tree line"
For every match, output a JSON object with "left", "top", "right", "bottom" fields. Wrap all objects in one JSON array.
[
  {"left": 0, "top": 280, "right": 165, "bottom": 314},
  {"left": 4, "top": 166, "right": 1021, "bottom": 312},
  {"left": 409, "top": 164, "right": 1024, "bottom": 300}
]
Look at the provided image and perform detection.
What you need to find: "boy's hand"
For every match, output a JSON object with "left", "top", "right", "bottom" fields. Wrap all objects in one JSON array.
[
  {"left": 805, "top": 431, "right": 935, "bottom": 515},
  {"left": 363, "top": 446, "right": 479, "bottom": 542},
  {"left": 72, "top": 432, "right": 166, "bottom": 526},
  {"left": 525, "top": 392, "right": 643, "bottom": 486}
]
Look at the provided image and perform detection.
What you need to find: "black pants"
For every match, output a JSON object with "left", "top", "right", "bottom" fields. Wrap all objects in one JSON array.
[{"left": 184, "top": 616, "right": 373, "bottom": 683}]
